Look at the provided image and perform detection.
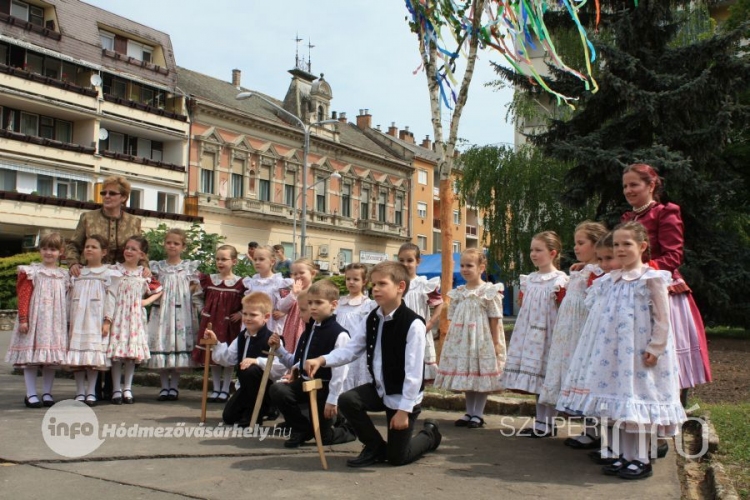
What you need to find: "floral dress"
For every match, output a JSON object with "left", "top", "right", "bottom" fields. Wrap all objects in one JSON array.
[
  {"left": 336, "top": 294, "right": 375, "bottom": 390},
  {"left": 192, "top": 274, "right": 246, "bottom": 364},
  {"left": 538, "top": 264, "right": 601, "bottom": 406},
  {"left": 105, "top": 264, "right": 159, "bottom": 363},
  {"left": 557, "top": 268, "right": 686, "bottom": 435},
  {"left": 502, "top": 270, "right": 568, "bottom": 394},
  {"left": 403, "top": 275, "right": 442, "bottom": 381},
  {"left": 66, "top": 266, "right": 118, "bottom": 369},
  {"left": 145, "top": 260, "right": 200, "bottom": 370},
  {"left": 242, "top": 273, "right": 293, "bottom": 335},
  {"left": 434, "top": 282, "right": 505, "bottom": 392},
  {"left": 5, "top": 264, "right": 69, "bottom": 366}
]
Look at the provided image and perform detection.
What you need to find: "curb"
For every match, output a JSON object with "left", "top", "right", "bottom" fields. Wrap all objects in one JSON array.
[{"left": 699, "top": 412, "right": 741, "bottom": 500}]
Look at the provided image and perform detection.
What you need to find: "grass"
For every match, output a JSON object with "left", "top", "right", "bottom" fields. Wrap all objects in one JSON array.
[
  {"left": 705, "top": 326, "right": 750, "bottom": 339},
  {"left": 696, "top": 400, "right": 750, "bottom": 499}
]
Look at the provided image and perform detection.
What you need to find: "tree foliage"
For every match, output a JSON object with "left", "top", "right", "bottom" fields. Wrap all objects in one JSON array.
[
  {"left": 492, "top": 0, "right": 750, "bottom": 326},
  {"left": 0, "top": 253, "right": 40, "bottom": 309},
  {"left": 459, "top": 145, "right": 597, "bottom": 284}
]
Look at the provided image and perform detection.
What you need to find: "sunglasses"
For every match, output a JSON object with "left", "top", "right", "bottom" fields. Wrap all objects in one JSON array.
[{"left": 100, "top": 190, "right": 122, "bottom": 197}]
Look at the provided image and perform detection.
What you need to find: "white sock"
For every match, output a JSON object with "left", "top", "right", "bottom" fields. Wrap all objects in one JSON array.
[
  {"left": 464, "top": 391, "right": 476, "bottom": 416},
  {"left": 111, "top": 362, "right": 123, "bottom": 394},
  {"left": 169, "top": 371, "right": 180, "bottom": 390},
  {"left": 123, "top": 361, "right": 136, "bottom": 391},
  {"left": 86, "top": 369, "right": 98, "bottom": 396},
  {"left": 41, "top": 367, "right": 56, "bottom": 396},
  {"left": 534, "top": 403, "right": 555, "bottom": 431},
  {"left": 74, "top": 371, "right": 86, "bottom": 395},
  {"left": 604, "top": 426, "right": 618, "bottom": 457},
  {"left": 211, "top": 366, "right": 222, "bottom": 393},
  {"left": 621, "top": 428, "right": 637, "bottom": 462},
  {"left": 23, "top": 367, "right": 37, "bottom": 398},
  {"left": 160, "top": 371, "right": 170, "bottom": 390},
  {"left": 635, "top": 432, "right": 651, "bottom": 464},
  {"left": 474, "top": 393, "right": 489, "bottom": 419},
  {"left": 221, "top": 366, "right": 233, "bottom": 393}
]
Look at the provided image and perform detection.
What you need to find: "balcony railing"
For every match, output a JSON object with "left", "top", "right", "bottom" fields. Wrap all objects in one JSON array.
[
  {"left": 0, "top": 12, "right": 61, "bottom": 40},
  {"left": 0, "top": 128, "right": 95, "bottom": 154},
  {"left": 102, "top": 94, "right": 187, "bottom": 122},
  {"left": 0, "top": 63, "right": 97, "bottom": 97},
  {"left": 99, "top": 150, "right": 185, "bottom": 172}
]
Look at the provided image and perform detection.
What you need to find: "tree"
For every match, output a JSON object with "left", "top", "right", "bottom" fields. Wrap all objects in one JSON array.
[{"left": 493, "top": 0, "right": 750, "bottom": 325}]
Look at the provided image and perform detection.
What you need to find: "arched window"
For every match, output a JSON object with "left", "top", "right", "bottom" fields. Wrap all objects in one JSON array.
[{"left": 317, "top": 105, "right": 324, "bottom": 122}]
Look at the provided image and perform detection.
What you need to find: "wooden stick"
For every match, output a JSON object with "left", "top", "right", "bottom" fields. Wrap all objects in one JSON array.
[
  {"left": 248, "top": 345, "right": 276, "bottom": 429},
  {"left": 302, "top": 378, "right": 328, "bottom": 470},
  {"left": 199, "top": 322, "right": 217, "bottom": 424}
]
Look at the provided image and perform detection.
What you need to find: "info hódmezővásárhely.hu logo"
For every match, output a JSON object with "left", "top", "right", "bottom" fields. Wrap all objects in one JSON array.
[{"left": 42, "top": 399, "right": 104, "bottom": 458}]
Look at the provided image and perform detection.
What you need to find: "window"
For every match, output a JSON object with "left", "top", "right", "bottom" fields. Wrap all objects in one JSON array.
[
  {"left": 157, "top": 192, "right": 177, "bottom": 213},
  {"left": 20, "top": 112, "right": 38, "bottom": 136},
  {"left": 25, "top": 52, "right": 43, "bottom": 74},
  {"left": 377, "top": 191, "right": 387, "bottom": 222},
  {"left": 40, "top": 116, "right": 54, "bottom": 139},
  {"left": 258, "top": 165, "right": 271, "bottom": 202},
  {"left": 127, "top": 40, "right": 153, "bottom": 62},
  {"left": 108, "top": 132, "right": 125, "bottom": 153},
  {"left": 395, "top": 195, "right": 403, "bottom": 226},
  {"left": 200, "top": 169, "right": 214, "bottom": 194},
  {"left": 341, "top": 183, "right": 351, "bottom": 217},
  {"left": 284, "top": 170, "right": 295, "bottom": 206},
  {"left": 417, "top": 202, "right": 427, "bottom": 219},
  {"left": 417, "top": 235, "right": 427, "bottom": 251},
  {"left": 36, "top": 174, "right": 53, "bottom": 196},
  {"left": 453, "top": 241, "right": 461, "bottom": 253},
  {"left": 417, "top": 169, "right": 428, "bottom": 185},
  {"left": 43, "top": 57, "right": 60, "bottom": 79},
  {"left": 55, "top": 179, "right": 85, "bottom": 201},
  {"left": 230, "top": 173, "right": 243, "bottom": 198},
  {"left": 129, "top": 189, "right": 143, "bottom": 209},
  {"left": 10, "top": 1, "right": 41, "bottom": 25},
  {"left": 453, "top": 209, "right": 461, "bottom": 225},
  {"left": 340, "top": 248, "right": 353, "bottom": 266},
  {"left": 0, "top": 168, "right": 17, "bottom": 191},
  {"left": 453, "top": 180, "right": 459, "bottom": 194},
  {"left": 315, "top": 177, "right": 326, "bottom": 212},
  {"left": 100, "top": 31, "right": 115, "bottom": 51},
  {"left": 151, "top": 141, "right": 163, "bottom": 161},
  {"left": 360, "top": 187, "right": 370, "bottom": 220}
]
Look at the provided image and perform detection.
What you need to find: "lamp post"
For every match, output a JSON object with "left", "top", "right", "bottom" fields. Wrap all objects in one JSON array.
[{"left": 235, "top": 91, "right": 340, "bottom": 259}]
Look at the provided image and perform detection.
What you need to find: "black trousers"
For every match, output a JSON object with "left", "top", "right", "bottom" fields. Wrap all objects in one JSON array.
[
  {"left": 338, "top": 383, "right": 434, "bottom": 466},
  {"left": 95, "top": 370, "right": 113, "bottom": 399},
  {"left": 222, "top": 365, "right": 271, "bottom": 425},
  {"left": 269, "top": 378, "right": 355, "bottom": 445}
]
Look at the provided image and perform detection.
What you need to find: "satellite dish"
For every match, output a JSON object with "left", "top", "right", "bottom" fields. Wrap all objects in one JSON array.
[
  {"left": 90, "top": 74, "right": 103, "bottom": 87},
  {"left": 98, "top": 128, "right": 109, "bottom": 141}
]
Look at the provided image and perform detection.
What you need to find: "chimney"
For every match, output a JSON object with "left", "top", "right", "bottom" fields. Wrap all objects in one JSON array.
[
  {"left": 387, "top": 122, "right": 398, "bottom": 137},
  {"left": 231, "top": 69, "right": 241, "bottom": 88},
  {"left": 338, "top": 112, "right": 347, "bottom": 123},
  {"left": 421, "top": 135, "right": 432, "bottom": 150},
  {"left": 332, "top": 111, "right": 338, "bottom": 120},
  {"left": 399, "top": 126, "right": 415, "bottom": 144},
  {"left": 356, "top": 108, "right": 372, "bottom": 129}
]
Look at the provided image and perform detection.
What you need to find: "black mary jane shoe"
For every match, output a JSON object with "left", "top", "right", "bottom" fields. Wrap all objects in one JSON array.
[
  {"left": 157, "top": 389, "right": 170, "bottom": 401},
  {"left": 207, "top": 391, "right": 219, "bottom": 403},
  {"left": 602, "top": 458, "right": 630, "bottom": 476},
  {"left": 346, "top": 443, "right": 387, "bottom": 468},
  {"left": 167, "top": 389, "right": 179, "bottom": 401},
  {"left": 123, "top": 390, "right": 134, "bottom": 405},
  {"left": 24, "top": 395, "right": 43, "bottom": 408},
  {"left": 216, "top": 391, "right": 229, "bottom": 403},
  {"left": 455, "top": 414, "right": 472, "bottom": 427},
  {"left": 589, "top": 447, "right": 621, "bottom": 465},
  {"left": 85, "top": 394, "right": 97, "bottom": 407},
  {"left": 467, "top": 416, "right": 485, "bottom": 429},
  {"left": 111, "top": 390, "right": 123, "bottom": 405},
  {"left": 564, "top": 434, "right": 601, "bottom": 450},
  {"left": 618, "top": 459, "right": 653, "bottom": 480},
  {"left": 518, "top": 423, "right": 556, "bottom": 438},
  {"left": 41, "top": 393, "right": 55, "bottom": 407}
]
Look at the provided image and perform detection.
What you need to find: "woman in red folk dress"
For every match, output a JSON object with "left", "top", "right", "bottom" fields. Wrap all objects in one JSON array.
[{"left": 621, "top": 163, "right": 712, "bottom": 405}]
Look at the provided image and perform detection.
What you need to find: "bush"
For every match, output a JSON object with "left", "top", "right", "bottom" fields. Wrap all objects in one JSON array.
[
  {"left": 0, "top": 253, "right": 41, "bottom": 309},
  {"left": 317, "top": 274, "right": 347, "bottom": 296},
  {"left": 143, "top": 223, "right": 226, "bottom": 274}
]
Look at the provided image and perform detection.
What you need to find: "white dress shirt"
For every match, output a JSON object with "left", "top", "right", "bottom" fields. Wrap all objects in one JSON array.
[{"left": 211, "top": 331, "right": 287, "bottom": 382}]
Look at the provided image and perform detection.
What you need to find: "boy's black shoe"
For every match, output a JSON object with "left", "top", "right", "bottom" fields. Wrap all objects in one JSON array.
[
  {"left": 263, "top": 406, "right": 280, "bottom": 421},
  {"left": 284, "top": 430, "right": 313, "bottom": 448},
  {"left": 346, "top": 443, "right": 387, "bottom": 467},
  {"left": 422, "top": 419, "right": 442, "bottom": 451}
]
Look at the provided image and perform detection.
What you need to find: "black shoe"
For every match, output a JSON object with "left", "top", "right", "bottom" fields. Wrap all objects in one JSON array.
[
  {"left": 346, "top": 443, "right": 387, "bottom": 467},
  {"left": 157, "top": 389, "right": 170, "bottom": 401},
  {"left": 423, "top": 419, "right": 442, "bottom": 451},
  {"left": 656, "top": 441, "right": 669, "bottom": 459},
  {"left": 263, "top": 407, "right": 280, "bottom": 421},
  {"left": 207, "top": 391, "right": 219, "bottom": 403},
  {"left": 41, "top": 393, "right": 55, "bottom": 407},
  {"left": 85, "top": 394, "right": 97, "bottom": 407},
  {"left": 24, "top": 395, "right": 42, "bottom": 408},
  {"left": 467, "top": 416, "right": 485, "bottom": 429},
  {"left": 602, "top": 458, "right": 630, "bottom": 476},
  {"left": 111, "top": 390, "right": 123, "bottom": 405},
  {"left": 589, "top": 448, "right": 621, "bottom": 465},
  {"left": 455, "top": 414, "right": 472, "bottom": 427},
  {"left": 564, "top": 434, "right": 601, "bottom": 449},
  {"left": 123, "top": 389, "right": 134, "bottom": 404},
  {"left": 518, "top": 425, "right": 556, "bottom": 438},
  {"left": 618, "top": 459, "right": 653, "bottom": 480},
  {"left": 167, "top": 389, "right": 179, "bottom": 401},
  {"left": 284, "top": 431, "right": 313, "bottom": 448},
  {"left": 216, "top": 391, "right": 229, "bottom": 403}
]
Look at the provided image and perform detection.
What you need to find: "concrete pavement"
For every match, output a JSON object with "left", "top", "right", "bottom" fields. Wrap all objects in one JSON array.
[{"left": 0, "top": 330, "right": 683, "bottom": 499}]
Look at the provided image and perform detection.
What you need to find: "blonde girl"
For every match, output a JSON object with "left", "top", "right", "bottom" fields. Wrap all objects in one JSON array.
[
  {"left": 242, "top": 245, "right": 293, "bottom": 335},
  {"left": 398, "top": 243, "right": 443, "bottom": 381},
  {"left": 434, "top": 249, "right": 505, "bottom": 428},
  {"left": 192, "top": 244, "right": 246, "bottom": 403},
  {"left": 501, "top": 231, "right": 569, "bottom": 437},
  {"left": 104, "top": 236, "right": 162, "bottom": 405},
  {"left": 5, "top": 232, "right": 69, "bottom": 408},
  {"left": 336, "top": 263, "right": 374, "bottom": 390},
  {"left": 67, "top": 234, "right": 115, "bottom": 406},
  {"left": 279, "top": 258, "right": 317, "bottom": 354},
  {"left": 145, "top": 229, "right": 200, "bottom": 401}
]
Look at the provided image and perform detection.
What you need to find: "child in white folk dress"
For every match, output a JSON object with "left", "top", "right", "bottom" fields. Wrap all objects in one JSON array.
[
  {"left": 539, "top": 221, "right": 607, "bottom": 446},
  {"left": 67, "top": 235, "right": 116, "bottom": 406},
  {"left": 398, "top": 243, "right": 443, "bottom": 381},
  {"left": 561, "top": 222, "right": 686, "bottom": 480},
  {"left": 145, "top": 228, "right": 200, "bottom": 401},
  {"left": 103, "top": 236, "right": 162, "bottom": 405},
  {"left": 336, "top": 263, "right": 374, "bottom": 391},
  {"left": 501, "top": 231, "right": 569, "bottom": 437},
  {"left": 243, "top": 245, "right": 293, "bottom": 336},
  {"left": 434, "top": 249, "right": 505, "bottom": 429},
  {"left": 5, "top": 233, "right": 69, "bottom": 408}
]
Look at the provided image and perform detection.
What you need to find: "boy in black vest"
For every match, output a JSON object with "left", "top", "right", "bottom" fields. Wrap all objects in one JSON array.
[
  {"left": 268, "top": 279, "right": 355, "bottom": 448},
  {"left": 305, "top": 261, "right": 442, "bottom": 467},
  {"left": 204, "top": 292, "right": 284, "bottom": 427}
]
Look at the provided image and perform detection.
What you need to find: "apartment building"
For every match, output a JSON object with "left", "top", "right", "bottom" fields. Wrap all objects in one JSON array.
[{"left": 0, "top": 0, "right": 196, "bottom": 255}]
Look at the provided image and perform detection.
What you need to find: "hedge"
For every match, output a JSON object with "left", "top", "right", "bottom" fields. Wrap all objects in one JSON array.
[{"left": 0, "top": 253, "right": 41, "bottom": 309}]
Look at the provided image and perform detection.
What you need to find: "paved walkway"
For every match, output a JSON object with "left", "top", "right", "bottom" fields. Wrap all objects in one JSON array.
[{"left": 0, "top": 331, "right": 682, "bottom": 499}]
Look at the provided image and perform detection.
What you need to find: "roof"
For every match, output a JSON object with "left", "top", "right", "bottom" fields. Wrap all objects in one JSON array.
[
  {"left": 1, "top": 0, "right": 177, "bottom": 87},
  {"left": 176, "top": 67, "right": 405, "bottom": 165},
  {"left": 370, "top": 128, "right": 442, "bottom": 163}
]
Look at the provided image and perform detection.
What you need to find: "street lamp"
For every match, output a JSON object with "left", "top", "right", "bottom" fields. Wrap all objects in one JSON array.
[{"left": 235, "top": 91, "right": 340, "bottom": 259}]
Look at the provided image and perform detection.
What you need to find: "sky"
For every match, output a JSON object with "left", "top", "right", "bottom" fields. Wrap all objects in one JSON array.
[{"left": 83, "top": 1, "right": 517, "bottom": 149}]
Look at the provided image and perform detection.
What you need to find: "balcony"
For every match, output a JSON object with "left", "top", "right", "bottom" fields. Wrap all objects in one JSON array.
[
  {"left": 466, "top": 224, "right": 478, "bottom": 238},
  {"left": 100, "top": 150, "right": 185, "bottom": 173},
  {"left": 433, "top": 186, "right": 440, "bottom": 198},
  {"left": 0, "top": 63, "right": 97, "bottom": 97},
  {"left": 433, "top": 218, "right": 441, "bottom": 230},
  {"left": 226, "top": 198, "right": 293, "bottom": 220},
  {"left": 0, "top": 128, "right": 95, "bottom": 155},
  {"left": 102, "top": 94, "right": 186, "bottom": 122},
  {"left": 357, "top": 219, "right": 409, "bottom": 239},
  {"left": 0, "top": 12, "right": 61, "bottom": 40}
]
